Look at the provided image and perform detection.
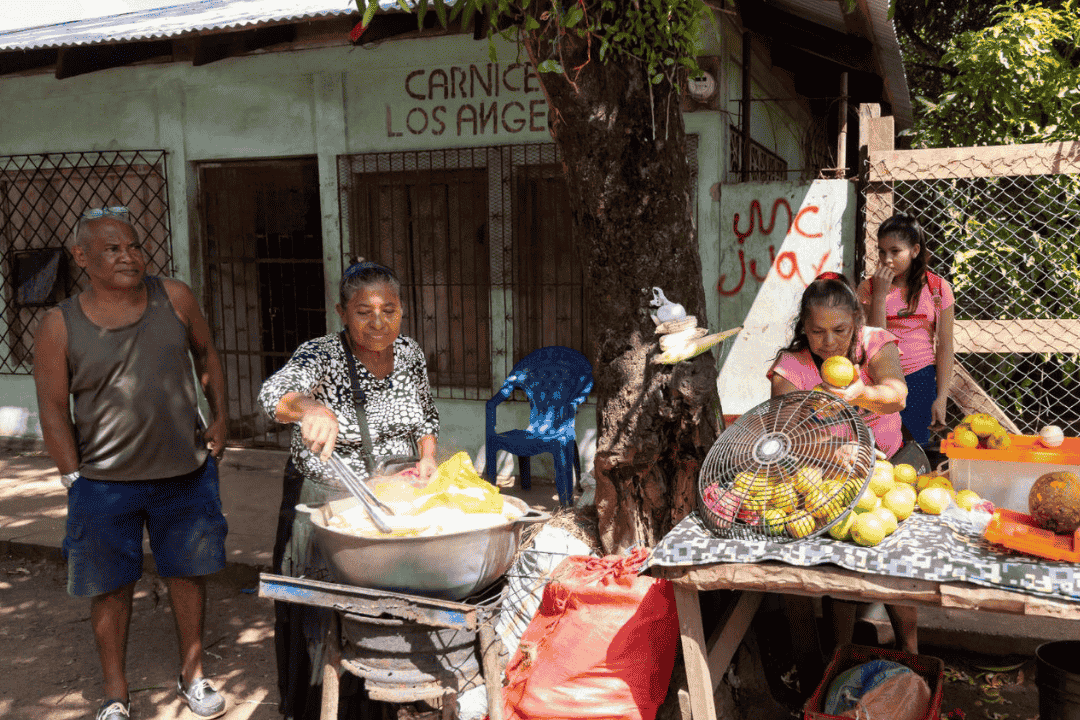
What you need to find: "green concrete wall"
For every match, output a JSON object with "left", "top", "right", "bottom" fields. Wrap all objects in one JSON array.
[{"left": 0, "top": 27, "right": 819, "bottom": 478}]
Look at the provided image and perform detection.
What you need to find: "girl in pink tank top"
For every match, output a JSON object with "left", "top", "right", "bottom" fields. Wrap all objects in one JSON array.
[{"left": 857, "top": 213, "right": 955, "bottom": 447}]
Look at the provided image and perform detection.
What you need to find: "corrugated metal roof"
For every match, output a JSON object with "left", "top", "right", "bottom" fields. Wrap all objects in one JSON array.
[
  {"left": 0, "top": 0, "right": 374, "bottom": 52},
  {"left": 0, "top": 0, "right": 910, "bottom": 127},
  {"left": 767, "top": 0, "right": 911, "bottom": 128},
  {"left": 863, "top": 0, "right": 913, "bottom": 128}
]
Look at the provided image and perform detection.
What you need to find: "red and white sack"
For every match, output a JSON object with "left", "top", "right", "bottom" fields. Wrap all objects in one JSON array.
[{"left": 502, "top": 547, "right": 678, "bottom": 720}]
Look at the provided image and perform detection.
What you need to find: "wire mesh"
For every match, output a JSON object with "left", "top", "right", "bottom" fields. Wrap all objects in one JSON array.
[
  {"left": 862, "top": 147, "right": 1080, "bottom": 436},
  {"left": 0, "top": 150, "right": 172, "bottom": 374},
  {"left": 697, "top": 391, "right": 876, "bottom": 542}
]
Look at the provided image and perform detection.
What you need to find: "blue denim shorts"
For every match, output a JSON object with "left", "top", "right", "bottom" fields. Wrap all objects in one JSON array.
[{"left": 63, "top": 457, "right": 229, "bottom": 597}]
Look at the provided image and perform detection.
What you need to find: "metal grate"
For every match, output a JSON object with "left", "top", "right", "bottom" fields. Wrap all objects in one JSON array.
[
  {"left": 862, "top": 148, "right": 1080, "bottom": 435},
  {"left": 730, "top": 125, "right": 788, "bottom": 181},
  {"left": 338, "top": 140, "right": 697, "bottom": 399},
  {"left": 0, "top": 150, "right": 172, "bottom": 374}
]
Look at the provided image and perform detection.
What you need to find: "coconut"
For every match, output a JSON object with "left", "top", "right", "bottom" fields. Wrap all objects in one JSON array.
[{"left": 1028, "top": 471, "right": 1080, "bottom": 534}]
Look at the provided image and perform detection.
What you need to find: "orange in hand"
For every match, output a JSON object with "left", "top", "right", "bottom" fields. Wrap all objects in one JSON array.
[{"left": 821, "top": 356, "right": 856, "bottom": 387}]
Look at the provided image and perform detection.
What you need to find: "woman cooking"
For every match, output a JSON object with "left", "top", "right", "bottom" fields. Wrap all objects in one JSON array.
[{"left": 258, "top": 260, "right": 439, "bottom": 720}]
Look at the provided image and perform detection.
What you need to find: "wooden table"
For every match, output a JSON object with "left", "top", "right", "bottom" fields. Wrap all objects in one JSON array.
[{"left": 650, "top": 560, "right": 1080, "bottom": 720}]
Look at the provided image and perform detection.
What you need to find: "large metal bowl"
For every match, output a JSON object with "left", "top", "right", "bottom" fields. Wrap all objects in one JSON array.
[{"left": 297, "top": 495, "right": 549, "bottom": 600}]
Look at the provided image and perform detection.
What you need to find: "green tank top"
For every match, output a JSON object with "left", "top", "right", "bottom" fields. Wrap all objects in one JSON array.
[{"left": 59, "top": 276, "right": 207, "bottom": 480}]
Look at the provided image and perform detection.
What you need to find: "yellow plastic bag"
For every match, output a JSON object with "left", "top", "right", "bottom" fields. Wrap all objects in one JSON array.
[{"left": 416, "top": 452, "right": 504, "bottom": 514}]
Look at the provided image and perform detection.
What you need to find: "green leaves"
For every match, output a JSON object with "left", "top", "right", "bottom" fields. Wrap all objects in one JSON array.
[
  {"left": 352, "top": 0, "right": 708, "bottom": 98},
  {"left": 912, "top": 0, "right": 1080, "bottom": 147},
  {"left": 537, "top": 59, "right": 564, "bottom": 74}
]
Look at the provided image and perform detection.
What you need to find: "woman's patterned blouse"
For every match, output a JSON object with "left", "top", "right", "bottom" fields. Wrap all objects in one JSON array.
[{"left": 259, "top": 333, "right": 439, "bottom": 481}]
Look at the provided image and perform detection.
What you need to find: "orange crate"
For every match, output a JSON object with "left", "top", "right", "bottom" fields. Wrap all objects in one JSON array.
[
  {"left": 942, "top": 433, "right": 1080, "bottom": 513},
  {"left": 803, "top": 644, "right": 944, "bottom": 720},
  {"left": 983, "top": 508, "right": 1080, "bottom": 563}
]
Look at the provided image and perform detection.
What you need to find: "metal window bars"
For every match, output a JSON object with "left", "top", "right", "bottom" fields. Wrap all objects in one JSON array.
[
  {"left": 337, "top": 140, "right": 698, "bottom": 399},
  {"left": 0, "top": 150, "right": 173, "bottom": 374}
]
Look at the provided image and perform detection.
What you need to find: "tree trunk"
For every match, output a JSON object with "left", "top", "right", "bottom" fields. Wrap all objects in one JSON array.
[{"left": 523, "top": 29, "right": 722, "bottom": 553}]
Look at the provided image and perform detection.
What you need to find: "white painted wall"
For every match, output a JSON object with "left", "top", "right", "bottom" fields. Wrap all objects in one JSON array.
[{"left": 716, "top": 180, "right": 857, "bottom": 414}]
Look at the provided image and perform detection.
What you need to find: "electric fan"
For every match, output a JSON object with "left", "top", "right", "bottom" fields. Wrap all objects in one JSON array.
[{"left": 697, "top": 391, "right": 877, "bottom": 542}]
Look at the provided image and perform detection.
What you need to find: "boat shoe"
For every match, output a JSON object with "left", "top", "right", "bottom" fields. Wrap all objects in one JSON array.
[
  {"left": 95, "top": 699, "right": 130, "bottom": 720},
  {"left": 176, "top": 675, "right": 226, "bottom": 719}
]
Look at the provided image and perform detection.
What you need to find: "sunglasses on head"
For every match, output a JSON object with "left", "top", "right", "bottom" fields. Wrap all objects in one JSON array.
[{"left": 80, "top": 206, "right": 129, "bottom": 221}]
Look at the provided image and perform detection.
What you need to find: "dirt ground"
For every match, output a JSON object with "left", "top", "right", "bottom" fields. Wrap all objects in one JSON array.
[
  {"left": 0, "top": 552, "right": 279, "bottom": 720},
  {"left": 0, "top": 551, "right": 1046, "bottom": 720}
]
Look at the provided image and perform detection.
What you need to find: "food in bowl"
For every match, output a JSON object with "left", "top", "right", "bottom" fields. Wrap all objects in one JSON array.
[{"left": 325, "top": 451, "right": 526, "bottom": 538}]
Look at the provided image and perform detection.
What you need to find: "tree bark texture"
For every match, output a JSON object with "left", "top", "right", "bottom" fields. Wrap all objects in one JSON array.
[{"left": 523, "top": 27, "right": 722, "bottom": 553}]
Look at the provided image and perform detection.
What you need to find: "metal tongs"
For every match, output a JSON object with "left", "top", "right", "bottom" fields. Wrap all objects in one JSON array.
[{"left": 325, "top": 453, "right": 397, "bottom": 533}]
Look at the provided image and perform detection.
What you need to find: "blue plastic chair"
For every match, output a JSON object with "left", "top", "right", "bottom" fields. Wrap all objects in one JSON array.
[{"left": 485, "top": 346, "right": 593, "bottom": 506}]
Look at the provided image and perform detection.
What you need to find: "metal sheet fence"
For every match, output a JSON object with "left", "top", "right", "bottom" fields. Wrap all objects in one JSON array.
[
  {"left": 862, "top": 143, "right": 1080, "bottom": 435},
  {"left": 0, "top": 151, "right": 172, "bottom": 374}
]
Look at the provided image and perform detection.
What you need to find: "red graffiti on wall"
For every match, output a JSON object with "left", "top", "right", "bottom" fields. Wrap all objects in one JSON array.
[{"left": 718, "top": 198, "right": 829, "bottom": 296}]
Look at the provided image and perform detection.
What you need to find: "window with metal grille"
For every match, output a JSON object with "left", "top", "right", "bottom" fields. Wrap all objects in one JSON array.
[
  {"left": 0, "top": 151, "right": 173, "bottom": 374},
  {"left": 339, "top": 140, "right": 697, "bottom": 399},
  {"left": 730, "top": 125, "right": 788, "bottom": 181}
]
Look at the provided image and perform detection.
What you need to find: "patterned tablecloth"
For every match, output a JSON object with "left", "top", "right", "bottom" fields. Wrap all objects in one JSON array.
[{"left": 647, "top": 510, "right": 1080, "bottom": 603}]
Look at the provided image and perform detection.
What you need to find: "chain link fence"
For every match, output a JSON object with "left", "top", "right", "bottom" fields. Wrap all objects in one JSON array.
[
  {"left": 861, "top": 144, "right": 1080, "bottom": 435},
  {"left": 0, "top": 150, "right": 172, "bottom": 374}
]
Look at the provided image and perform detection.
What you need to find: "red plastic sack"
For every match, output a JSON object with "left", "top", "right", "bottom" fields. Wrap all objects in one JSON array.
[{"left": 502, "top": 547, "right": 678, "bottom": 720}]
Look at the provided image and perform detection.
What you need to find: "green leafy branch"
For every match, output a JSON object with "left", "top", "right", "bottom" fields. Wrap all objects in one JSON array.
[{"left": 353, "top": 0, "right": 710, "bottom": 93}]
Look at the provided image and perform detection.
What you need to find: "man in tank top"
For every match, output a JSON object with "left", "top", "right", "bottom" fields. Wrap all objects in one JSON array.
[{"left": 33, "top": 209, "right": 229, "bottom": 720}]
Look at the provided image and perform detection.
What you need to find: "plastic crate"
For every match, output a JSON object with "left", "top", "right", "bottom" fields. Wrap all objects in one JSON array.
[
  {"left": 983, "top": 508, "right": 1080, "bottom": 562},
  {"left": 942, "top": 433, "right": 1080, "bottom": 513},
  {"left": 803, "top": 644, "right": 944, "bottom": 720}
]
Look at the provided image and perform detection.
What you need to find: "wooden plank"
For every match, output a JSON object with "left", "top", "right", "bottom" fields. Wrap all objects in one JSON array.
[
  {"left": 704, "top": 591, "right": 763, "bottom": 692},
  {"left": 654, "top": 562, "right": 1080, "bottom": 619},
  {"left": 954, "top": 319, "right": 1080, "bottom": 354},
  {"left": 673, "top": 584, "right": 718, "bottom": 720},
  {"left": 859, "top": 107, "right": 893, "bottom": 277},
  {"left": 870, "top": 141, "right": 1080, "bottom": 182}
]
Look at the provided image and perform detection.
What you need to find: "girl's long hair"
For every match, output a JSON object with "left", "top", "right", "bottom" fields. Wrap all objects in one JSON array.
[
  {"left": 775, "top": 273, "right": 866, "bottom": 365},
  {"left": 878, "top": 213, "right": 930, "bottom": 313}
]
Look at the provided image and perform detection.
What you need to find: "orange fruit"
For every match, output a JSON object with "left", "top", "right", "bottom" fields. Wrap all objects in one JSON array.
[
  {"left": 792, "top": 466, "right": 825, "bottom": 495},
  {"left": 893, "top": 463, "right": 917, "bottom": 486},
  {"left": 786, "top": 512, "right": 817, "bottom": 539},
  {"left": 828, "top": 511, "right": 857, "bottom": 541},
  {"left": 881, "top": 487, "right": 915, "bottom": 521},
  {"left": 851, "top": 513, "right": 887, "bottom": 546},
  {"left": 871, "top": 506, "right": 899, "bottom": 535},
  {"left": 954, "top": 427, "right": 979, "bottom": 449},
  {"left": 918, "top": 487, "right": 952, "bottom": 515},
  {"left": 867, "top": 463, "right": 895, "bottom": 497},
  {"left": 821, "top": 356, "right": 856, "bottom": 387},
  {"left": 969, "top": 414, "right": 1000, "bottom": 438},
  {"left": 769, "top": 483, "right": 799, "bottom": 514},
  {"left": 955, "top": 489, "right": 981, "bottom": 511}
]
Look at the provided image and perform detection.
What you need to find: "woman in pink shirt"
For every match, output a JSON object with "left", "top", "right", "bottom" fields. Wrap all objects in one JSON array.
[
  {"left": 858, "top": 213, "right": 955, "bottom": 448},
  {"left": 768, "top": 274, "right": 908, "bottom": 458},
  {"left": 768, "top": 273, "right": 918, "bottom": 655}
]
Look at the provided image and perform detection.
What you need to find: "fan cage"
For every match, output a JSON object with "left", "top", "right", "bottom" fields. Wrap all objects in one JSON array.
[{"left": 697, "top": 391, "right": 877, "bottom": 542}]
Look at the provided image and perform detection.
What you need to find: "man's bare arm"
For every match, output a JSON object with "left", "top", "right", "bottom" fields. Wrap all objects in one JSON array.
[
  {"left": 33, "top": 308, "right": 79, "bottom": 474},
  {"left": 164, "top": 279, "right": 228, "bottom": 458}
]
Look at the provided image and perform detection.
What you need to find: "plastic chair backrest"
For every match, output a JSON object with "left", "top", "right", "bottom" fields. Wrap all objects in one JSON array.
[{"left": 503, "top": 346, "right": 593, "bottom": 436}]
